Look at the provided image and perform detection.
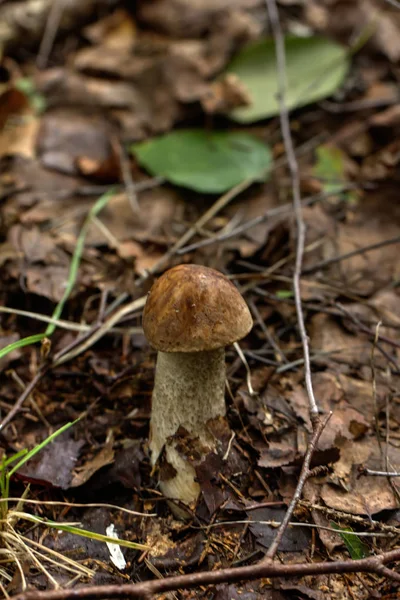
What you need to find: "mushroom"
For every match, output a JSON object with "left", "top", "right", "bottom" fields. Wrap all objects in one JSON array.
[{"left": 142, "top": 264, "right": 252, "bottom": 508}]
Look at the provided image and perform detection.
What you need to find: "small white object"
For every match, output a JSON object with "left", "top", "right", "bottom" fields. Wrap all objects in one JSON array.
[{"left": 106, "top": 524, "right": 127, "bottom": 570}]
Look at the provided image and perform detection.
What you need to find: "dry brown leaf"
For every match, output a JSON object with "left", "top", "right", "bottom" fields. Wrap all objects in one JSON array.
[
  {"left": 84, "top": 8, "right": 137, "bottom": 51},
  {"left": 18, "top": 434, "right": 84, "bottom": 490},
  {"left": 0, "top": 88, "right": 38, "bottom": 159},
  {"left": 85, "top": 188, "right": 184, "bottom": 247},
  {"left": 37, "top": 110, "right": 111, "bottom": 175},
  {"left": 136, "top": 0, "right": 262, "bottom": 39},
  {"left": 321, "top": 438, "right": 400, "bottom": 515},
  {"left": 310, "top": 313, "right": 373, "bottom": 367},
  {"left": 201, "top": 74, "right": 252, "bottom": 114},
  {"left": 24, "top": 265, "right": 70, "bottom": 302},
  {"left": 70, "top": 435, "right": 115, "bottom": 488}
]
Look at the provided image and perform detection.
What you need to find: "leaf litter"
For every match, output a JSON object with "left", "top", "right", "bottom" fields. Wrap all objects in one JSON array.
[{"left": 0, "top": 1, "right": 399, "bottom": 599}]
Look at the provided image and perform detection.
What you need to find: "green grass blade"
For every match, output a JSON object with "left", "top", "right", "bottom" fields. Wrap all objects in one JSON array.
[
  {"left": 2, "top": 449, "right": 29, "bottom": 469},
  {"left": 45, "top": 188, "right": 114, "bottom": 336},
  {"left": 8, "top": 419, "right": 80, "bottom": 477},
  {"left": 0, "top": 334, "right": 46, "bottom": 361},
  {"left": 0, "top": 189, "right": 115, "bottom": 358},
  {"left": 12, "top": 512, "right": 150, "bottom": 551}
]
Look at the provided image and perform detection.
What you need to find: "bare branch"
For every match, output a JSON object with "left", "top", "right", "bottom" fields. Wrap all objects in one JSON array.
[
  {"left": 11, "top": 548, "right": 400, "bottom": 600},
  {"left": 264, "top": 0, "right": 319, "bottom": 418}
]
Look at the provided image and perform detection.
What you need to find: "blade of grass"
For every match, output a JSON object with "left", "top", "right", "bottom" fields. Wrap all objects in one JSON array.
[
  {"left": 0, "top": 334, "right": 46, "bottom": 361},
  {"left": 0, "top": 188, "right": 115, "bottom": 360},
  {"left": 2, "top": 449, "right": 29, "bottom": 468},
  {"left": 45, "top": 188, "right": 115, "bottom": 337},
  {"left": 11, "top": 513, "right": 150, "bottom": 551},
  {"left": 8, "top": 419, "right": 80, "bottom": 478}
]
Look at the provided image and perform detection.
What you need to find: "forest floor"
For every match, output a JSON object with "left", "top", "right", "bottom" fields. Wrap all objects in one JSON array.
[{"left": 0, "top": 1, "right": 400, "bottom": 599}]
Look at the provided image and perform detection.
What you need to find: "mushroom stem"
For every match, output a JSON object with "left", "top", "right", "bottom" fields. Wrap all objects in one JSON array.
[{"left": 149, "top": 348, "right": 226, "bottom": 505}]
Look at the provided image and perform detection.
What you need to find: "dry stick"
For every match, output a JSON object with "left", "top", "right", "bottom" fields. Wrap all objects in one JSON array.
[
  {"left": 265, "top": 0, "right": 318, "bottom": 418},
  {"left": 136, "top": 177, "right": 254, "bottom": 283},
  {"left": 264, "top": 413, "right": 331, "bottom": 560},
  {"left": 114, "top": 137, "right": 140, "bottom": 213},
  {"left": 248, "top": 299, "right": 288, "bottom": 364},
  {"left": 335, "top": 303, "right": 400, "bottom": 374},
  {"left": 177, "top": 183, "right": 359, "bottom": 255},
  {"left": 36, "top": 0, "right": 65, "bottom": 68},
  {"left": 259, "top": 0, "right": 320, "bottom": 564},
  {"left": 303, "top": 234, "right": 400, "bottom": 275},
  {"left": 0, "top": 368, "right": 48, "bottom": 432},
  {"left": 336, "top": 302, "right": 400, "bottom": 350},
  {"left": 0, "top": 307, "right": 139, "bottom": 335},
  {"left": 10, "top": 547, "right": 400, "bottom": 600},
  {"left": 53, "top": 296, "right": 146, "bottom": 366},
  {"left": 383, "top": 0, "right": 400, "bottom": 9},
  {"left": 322, "top": 96, "right": 398, "bottom": 113},
  {"left": 363, "top": 469, "right": 400, "bottom": 477}
]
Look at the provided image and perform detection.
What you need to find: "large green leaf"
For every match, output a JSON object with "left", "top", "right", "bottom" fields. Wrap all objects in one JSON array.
[
  {"left": 225, "top": 37, "right": 349, "bottom": 123},
  {"left": 131, "top": 129, "right": 272, "bottom": 194}
]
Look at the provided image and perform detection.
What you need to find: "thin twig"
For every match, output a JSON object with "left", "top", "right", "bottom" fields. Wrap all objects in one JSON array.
[
  {"left": 11, "top": 547, "right": 400, "bottom": 600},
  {"left": 248, "top": 299, "right": 288, "bottom": 363},
  {"left": 206, "top": 519, "right": 394, "bottom": 538},
  {"left": 176, "top": 185, "right": 359, "bottom": 255},
  {"left": 336, "top": 302, "right": 400, "bottom": 350},
  {"left": 136, "top": 177, "right": 254, "bottom": 284},
  {"left": 233, "top": 343, "right": 255, "bottom": 396},
  {"left": 383, "top": 0, "right": 400, "bottom": 9},
  {"left": 362, "top": 469, "right": 400, "bottom": 477},
  {"left": 255, "top": 0, "right": 324, "bottom": 564},
  {"left": 303, "top": 235, "right": 400, "bottom": 275},
  {"left": 0, "top": 306, "right": 139, "bottom": 335},
  {"left": 335, "top": 303, "right": 400, "bottom": 374},
  {"left": 0, "top": 368, "right": 48, "bottom": 432},
  {"left": 265, "top": 0, "right": 318, "bottom": 418},
  {"left": 36, "top": 0, "right": 65, "bottom": 68},
  {"left": 263, "top": 413, "right": 331, "bottom": 561},
  {"left": 53, "top": 296, "right": 146, "bottom": 366},
  {"left": 114, "top": 138, "right": 140, "bottom": 213}
]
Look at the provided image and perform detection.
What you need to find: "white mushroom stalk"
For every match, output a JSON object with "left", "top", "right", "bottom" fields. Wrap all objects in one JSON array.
[{"left": 142, "top": 264, "right": 252, "bottom": 509}]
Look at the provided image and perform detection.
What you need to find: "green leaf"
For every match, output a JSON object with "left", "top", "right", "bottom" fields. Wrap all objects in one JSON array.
[
  {"left": 331, "top": 523, "right": 369, "bottom": 560},
  {"left": 313, "top": 145, "right": 357, "bottom": 202},
  {"left": 313, "top": 145, "right": 346, "bottom": 195},
  {"left": 15, "top": 78, "right": 47, "bottom": 115},
  {"left": 131, "top": 130, "right": 272, "bottom": 193},
  {"left": 225, "top": 37, "right": 350, "bottom": 123},
  {"left": 275, "top": 289, "right": 294, "bottom": 299}
]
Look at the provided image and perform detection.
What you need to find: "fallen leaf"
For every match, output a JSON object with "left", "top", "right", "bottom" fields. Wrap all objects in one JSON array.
[
  {"left": 224, "top": 36, "right": 349, "bottom": 122},
  {"left": 258, "top": 441, "right": 297, "bottom": 469},
  {"left": 37, "top": 110, "right": 111, "bottom": 175},
  {"left": 247, "top": 506, "right": 310, "bottom": 551},
  {"left": 0, "top": 88, "right": 39, "bottom": 158},
  {"left": 131, "top": 130, "right": 272, "bottom": 193},
  {"left": 84, "top": 8, "right": 137, "bottom": 51},
  {"left": 17, "top": 433, "right": 84, "bottom": 489},
  {"left": 321, "top": 438, "right": 400, "bottom": 515},
  {"left": 70, "top": 435, "right": 115, "bottom": 487}
]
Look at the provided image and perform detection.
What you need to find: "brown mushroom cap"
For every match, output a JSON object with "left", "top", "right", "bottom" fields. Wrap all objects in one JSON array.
[{"left": 143, "top": 264, "right": 253, "bottom": 352}]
